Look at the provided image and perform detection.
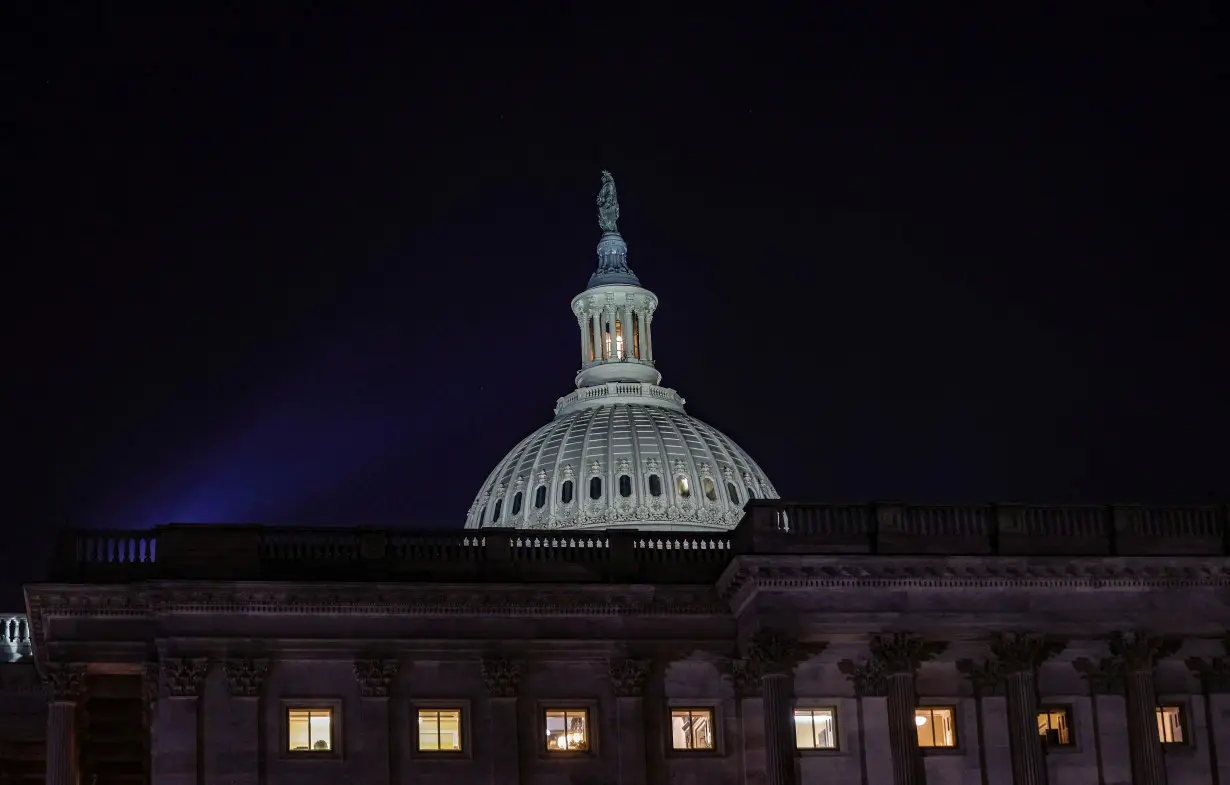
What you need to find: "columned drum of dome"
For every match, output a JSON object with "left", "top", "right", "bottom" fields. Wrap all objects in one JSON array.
[{"left": 464, "top": 173, "right": 778, "bottom": 532}]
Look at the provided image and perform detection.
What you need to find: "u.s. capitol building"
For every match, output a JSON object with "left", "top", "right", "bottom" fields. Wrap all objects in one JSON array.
[{"left": 1, "top": 174, "right": 1227, "bottom": 785}]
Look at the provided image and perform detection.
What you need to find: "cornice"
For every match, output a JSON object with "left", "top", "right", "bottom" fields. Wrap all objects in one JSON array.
[{"left": 718, "top": 556, "right": 1230, "bottom": 601}]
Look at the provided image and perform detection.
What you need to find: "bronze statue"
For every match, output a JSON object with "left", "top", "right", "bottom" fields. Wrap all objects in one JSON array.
[{"left": 597, "top": 170, "right": 620, "bottom": 232}]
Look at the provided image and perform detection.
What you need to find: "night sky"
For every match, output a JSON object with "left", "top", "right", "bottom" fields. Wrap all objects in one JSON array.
[{"left": 8, "top": 8, "right": 1225, "bottom": 604}]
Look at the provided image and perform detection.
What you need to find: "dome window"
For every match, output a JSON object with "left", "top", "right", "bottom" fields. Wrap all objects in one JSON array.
[
  {"left": 648, "top": 475, "right": 662, "bottom": 497},
  {"left": 511, "top": 492, "right": 523, "bottom": 516},
  {"left": 589, "top": 477, "right": 602, "bottom": 500},
  {"left": 702, "top": 477, "right": 717, "bottom": 501},
  {"left": 492, "top": 499, "right": 503, "bottom": 522},
  {"left": 534, "top": 485, "right": 547, "bottom": 509},
  {"left": 727, "top": 482, "right": 740, "bottom": 504},
  {"left": 478, "top": 506, "right": 486, "bottom": 526},
  {"left": 619, "top": 475, "right": 633, "bottom": 498},
  {"left": 746, "top": 486, "right": 756, "bottom": 500},
  {"left": 561, "top": 480, "right": 574, "bottom": 504},
  {"left": 677, "top": 476, "right": 691, "bottom": 498}
]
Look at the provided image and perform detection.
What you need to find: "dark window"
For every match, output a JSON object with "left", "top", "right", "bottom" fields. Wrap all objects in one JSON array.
[
  {"left": 648, "top": 475, "right": 662, "bottom": 496},
  {"left": 589, "top": 477, "right": 602, "bottom": 499},
  {"left": 746, "top": 485, "right": 756, "bottom": 500},
  {"left": 702, "top": 477, "right": 717, "bottom": 501},
  {"left": 1038, "top": 707, "right": 1073, "bottom": 747},
  {"left": 534, "top": 485, "right": 547, "bottom": 509},
  {"left": 561, "top": 480, "right": 574, "bottom": 504},
  {"left": 492, "top": 499, "right": 502, "bottom": 522},
  {"left": 511, "top": 492, "right": 522, "bottom": 515},
  {"left": 727, "top": 482, "right": 740, "bottom": 504},
  {"left": 619, "top": 475, "right": 632, "bottom": 497},
  {"left": 478, "top": 505, "right": 485, "bottom": 526}
]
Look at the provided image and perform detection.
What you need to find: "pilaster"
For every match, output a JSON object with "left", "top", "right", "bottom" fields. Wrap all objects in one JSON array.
[
  {"left": 204, "top": 659, "right": 268, "bottom": 785},
  {"left": 840, "top": 657, "right": 891, "bottom": 785},
  {"left": 481, "top": 657, "right": 523, "bottom": 785},
  {"left": 868, "top": 633, "right": 947, "bottom": 785},
  {"left": 41, "top": 663, "right": 85, "bottom": 785},
  {"left": 152, "top": 657, "right": 208, "bottom": 785},
  {"left": 609, "top": 658, "right": 652, "bottom": 785},
  {"left": 353, "top": 659, "right": 397, "bottom": 785}
]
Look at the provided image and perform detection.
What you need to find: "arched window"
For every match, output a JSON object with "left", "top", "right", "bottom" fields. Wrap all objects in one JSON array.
[
  {"left": 702, "top": 477, "right": 717, "bottom": 501},
  {"left": 648, "top": 475, "right": 662, "bottom": 497},
  {"left": 493, "top": 499, "right": 503, "bottom": 522},
  {"left": 619, "top": 475, "right": 632, "bottom": 497},
  {"left": 511, "top": 492, "right": 523, "bottom": 516},
  {"left": 535, "top": 485, "right": 547, "bottom": 509},
  {"left": 727, "top": 482, "right": 740, "bottom": 504},
  {"left": 677, "top": 476, "right": 691, "bottom": 498},
  {"left": 561, "top": 480, "right": 574, "bottom": 504},
  {"left": 589, "top": 476, "right": 602, "bottom": 500}
]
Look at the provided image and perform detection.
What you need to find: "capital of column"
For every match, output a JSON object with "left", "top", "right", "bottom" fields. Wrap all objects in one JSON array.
[
  {"left": 40, "top": 663, "right": 87, "bottom": 703},
  {"left": 868, "top": 633, "right": 947, "bottom": 676},
  {"left": 955, "top": 659, "right": 1005, "bottom": 697},
  {"left": 1107, "top": 630, "right": 1181, "bottom": 673},
  {"left": 989, "top": 632, "right": 1066, "bottom": 674},
  {"left": 745, "top": 627, "right": 820, "bottom": 676},
  {"left": 1072, "top": 656, "right": 1125, "bottom": 695},
  {"left": 838, "top": 658, "right": 888, "bottom": 697},
  {"left": 608, "top": 658, "right": 652, "bottom": 698},
  {"left": 726, "top": 658, "right": 764, "bottom": 698},
  {"left": 223, "top": 658, "right": 271, "bottom": 698},
  {"left": 1185, "top": 656, "right": 1230, "bottom": 693},
  {"left": 161, "top": 657, "right": 209, "bottom": 698},
  {"left": 353, "top": 658, "right": 398, "bottom": 698},
  {"left": 481, "top": 657, "right": 523, "bottom": 698}
]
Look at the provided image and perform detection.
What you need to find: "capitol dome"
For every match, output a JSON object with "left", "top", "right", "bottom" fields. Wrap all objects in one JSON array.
[{"left": 464, "top": 172, "right": 779, "bottom": 532}]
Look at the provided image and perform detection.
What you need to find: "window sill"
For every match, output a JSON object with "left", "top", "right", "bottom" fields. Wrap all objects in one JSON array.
[
  {"left": 799, "top": 748, "right": 846, "bottom": 757},
  {"left": 920, "top": 747, "right": 964, "bottom": 757}
]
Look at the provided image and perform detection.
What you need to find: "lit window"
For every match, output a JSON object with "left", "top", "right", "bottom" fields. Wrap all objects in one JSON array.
[
  {"left": 727, "top": 482, "right": 740, "bottom": 504},
  {"left": 1037, "top": 707, "right": 1073, "bottom": 747},
  {"left": 670, "top": 708, "right": 715, "bottom": 750},
  {"left": 511, "top": 492, "right": 523, "bottom": 516},
  {"left": 589, "top": 477, "right": 602, "bottom": 500},
  {"left": 619, "top": 475, "right": 632, "bottom": 497},
  {"left": 631, "top": 313, "right": 641, "bottom": 358},
  {"left": 614, "top": 319, "right": 624, "bottom": 359},
  {"left": 1156, "top": 705, "right": 1186, "bottom": 744},
  {"left": 794, "top": 708, "right": 837, "bottom": 749},
  {"left": 677, "top": 476, "right": 691, "bottom": 498},
  {"left": 544, "top": 708, "right": 589, "bottom": 752},
  {"left": 534, "top": 485, "right": 547, "bottom": 509},
  {"left": 561, "top": 480, "right": 574, "bottom": 504},
  {"left": 648, "top": 475, "right": 662, "bottom": 496},
  {"left": 287, "top": 708, "right": 333, "bottom": 752},
  {"left": 702, "top": 477, "right": 717, "bottom": 501},
  {"left": 417, "top": 708, "right": 463, "bottom": 752},
  {"left": 915, "top": 707, "right": 956, "bottom": 748}
]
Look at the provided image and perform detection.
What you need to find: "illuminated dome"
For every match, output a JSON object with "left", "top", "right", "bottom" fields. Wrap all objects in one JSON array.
[{"left": 464, "top": 172, "right": 779, "bottom": 532}]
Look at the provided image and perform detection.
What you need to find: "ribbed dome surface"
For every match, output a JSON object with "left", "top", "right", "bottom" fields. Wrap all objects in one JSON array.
[{"left": 464, "top": 402, "right": 777, "bottom": 531}]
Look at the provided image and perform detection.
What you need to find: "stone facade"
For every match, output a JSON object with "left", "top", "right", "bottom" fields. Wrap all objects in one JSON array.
[{"left": 3, "top": 500, "right": 1229, "bottom": 785}]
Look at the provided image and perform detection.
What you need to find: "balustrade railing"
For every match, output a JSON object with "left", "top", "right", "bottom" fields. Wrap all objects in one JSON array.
[{"left": 45, "top": 502, "right": 1228, "bottom": 583}]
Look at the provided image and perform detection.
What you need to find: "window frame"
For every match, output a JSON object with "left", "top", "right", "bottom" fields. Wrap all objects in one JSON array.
[
  {"left": 1155, "top": 703, "right": 1189, "bottom": 746},
  {"left": 539, "top": 700, "right": 599, "bottom": 758},
  {"left": 914, "top": 704, "right": 960, "bottom": 753},
  {"left": 792, "top": 704, "right": 841, "bottom": 753},
  {"left": 412, "top": 700, "right": 472, "bottom": 759},
  {"left": 1037, "top": 704, "right": 1076, "bottom": 750},
  {"left": 665, "top": 705, "right": 720, "bottom": 756},
  {"left": 280, "top": 698, "right": 343, "bottom": 759}
]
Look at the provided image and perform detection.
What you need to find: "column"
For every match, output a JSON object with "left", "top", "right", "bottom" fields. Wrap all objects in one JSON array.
[
  {"left": 1110, "top": 631, "right": 1178, "bottom": 785},
  {"left": 609, "top": 659, "right": 651, "bottom": 785},
  {"left": 42, "top": 663, "right": 85, "bottom": 785},
  {"left": 354, "top": 659, "right": 397, "bottom": 785},
  {"left": 746, "top": 628, "right": 812, "bottom": 785},
  {"left": 482, "top": 658, "right": 522, "bottom": 785},
  {"left": 151, "top": 657, "right": 208, "bottom": 785},
  {"left": 869, "top": 633, "right": 948, "bottom": 785},
  {"left": 988, "top": 633, "right": 1066, "bottom": 785}
]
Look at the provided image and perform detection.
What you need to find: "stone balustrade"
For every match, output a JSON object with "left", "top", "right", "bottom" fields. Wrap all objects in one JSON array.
[{"left": 48, "top": 501, "right": 1229, "bottom": 583}]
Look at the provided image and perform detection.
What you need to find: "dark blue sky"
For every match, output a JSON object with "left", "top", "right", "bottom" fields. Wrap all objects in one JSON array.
[{"left": 8, "top": 7, "right": 1226, "bottom": 601}]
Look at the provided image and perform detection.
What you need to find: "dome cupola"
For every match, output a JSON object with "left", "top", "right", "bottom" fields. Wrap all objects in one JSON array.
[{"left": 464, "top": 172, "right": 778, "bottom": 532}]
